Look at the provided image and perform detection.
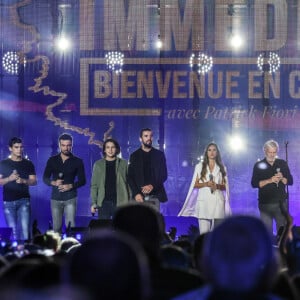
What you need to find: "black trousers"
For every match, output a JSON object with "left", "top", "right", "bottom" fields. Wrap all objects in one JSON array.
[{"left": 99, "top": 200, "right": 116, "bottom": 220}]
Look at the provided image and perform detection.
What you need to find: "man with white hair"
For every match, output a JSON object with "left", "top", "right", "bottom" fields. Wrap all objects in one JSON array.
[{"left": 251, "top": 139, "right": 293, "bottom": 235}]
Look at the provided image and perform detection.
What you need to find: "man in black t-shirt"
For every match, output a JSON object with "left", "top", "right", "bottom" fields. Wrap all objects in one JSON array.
[
  {"left": 0, "top": 137, "right": 37, "bottom": 241},
  {"left": 251, "top": 139, "right": 293, "bottom": 235}
]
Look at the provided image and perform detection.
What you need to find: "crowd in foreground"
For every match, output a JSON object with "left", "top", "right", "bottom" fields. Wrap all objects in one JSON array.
[{"left": 0, "top": 203, "right": 299, "bottom": 300}]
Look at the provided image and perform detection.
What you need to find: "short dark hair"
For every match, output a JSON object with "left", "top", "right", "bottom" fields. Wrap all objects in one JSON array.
[
  {"left": 9, "top": 137, "right": 22, "bottom": 147},
  {"left": 58, "top": 133, "right": 73, "bottom": 143},
  {"left": 139, "top": 128, "right": 152, "bottom": 138},
  {"left": 102, "top": 138, "right": 121, "bottom": 156}
]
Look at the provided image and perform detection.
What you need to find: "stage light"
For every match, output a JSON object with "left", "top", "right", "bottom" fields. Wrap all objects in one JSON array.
[
  {"left": 105, "top": 51, "right": 124, "bottom": 74},
  {"left": 197, "top": 155, "right": 204, "bottom": 162},
  {"left": 190, "top": 53, "right": 213, "bottom": 74},
  {"left": 55, "top": 36, "right": 71, "bottom": 51},
  {"left": 156, "top": 35, "right": 163, "bottom": 49},
  {"left": 75, "top": 233, "right": 82, "bottom": 241},
  {"left": 257, "top": 52, "right": 280, "bottom": 74},
  {"left": 182, "top": 160, "right": 188, "bottom": 167},
  {"left": 228, "top": 135, "right": 245, "bottom": 151},
  {"left": 2, "top": 51, "right": 25, "bottom": 75},
  {"left": 230, "top": 34, "right": 243, "bottom": 49}
]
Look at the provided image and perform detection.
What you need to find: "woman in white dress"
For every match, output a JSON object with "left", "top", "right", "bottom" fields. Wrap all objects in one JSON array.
[{"left": 178, "top": 143, "right": 231, "bottom": 234}]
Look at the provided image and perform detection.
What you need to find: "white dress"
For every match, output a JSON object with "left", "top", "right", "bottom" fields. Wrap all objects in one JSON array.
[{"left": 178, "top": 162, "right": 231, "bottom": 219}]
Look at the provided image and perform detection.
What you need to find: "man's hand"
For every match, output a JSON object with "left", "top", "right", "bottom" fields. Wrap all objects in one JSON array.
[
  {"left": 16, "top": 177, "right": 27, "bottom": 184},
  {"left": 141, "top": 184, "right": 153, "bottom": 194},
  {"left": 58, "top": 184, "right": 72, "bottom": 192},
  {"left": 8, "top": 170, "right": 19, "bottom": 182},
  {"left": 53, "top": 179, "right": 64, "bottom": 187},
  {"left": 91, "top": 206, "right": 98, "bottom": 214},
  {"left": 135, "top": 194, "right": 144, "bottom": 203}
]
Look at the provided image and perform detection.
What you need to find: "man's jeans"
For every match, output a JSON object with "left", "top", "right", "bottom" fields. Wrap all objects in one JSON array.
[
  {"left": 51, "top": 197, "right": 77, "bottom": 233},
  {"left": 3, "top": 198, "right": 31, "bottom": 241},
  {"left": 259, "top": 201, "right": 287, "bottom": 235}
]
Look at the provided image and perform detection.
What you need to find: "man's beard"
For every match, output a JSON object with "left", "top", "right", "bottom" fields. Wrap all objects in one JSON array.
[
  {"left": 142, "top": 141, "right": 152, "bottom": 149},
  {"left": 62, "top": 151, "right": 72, "bottom": 156}
]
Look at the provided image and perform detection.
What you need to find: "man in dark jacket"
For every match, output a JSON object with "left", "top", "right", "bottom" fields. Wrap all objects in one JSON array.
[{"left": 128, "top": 128, "right": 168, "bottom": 211}]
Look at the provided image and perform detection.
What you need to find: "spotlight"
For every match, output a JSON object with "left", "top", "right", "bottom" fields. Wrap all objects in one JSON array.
[
  {"left": 181, "top": 160, "right": 188, "bottom": 167},
  {"left": 55, "top": 36, "right": 71, "bottom": 51},
  {"left": 190, "top": 53, "right": 213, "bottom": 74},
  {"left": 11, "top": 241, "right": 18, "bottom": 248},
  {"left": 228, "top": 135, "right": 245, "bottom": 151},
  {"left": 2, "top": 51, "right": 25, "bottom": 75},
  {"left": 156, "top": 35, "right": 163, "bottom": 49},
  {"left": 230, "top": 34, "right": 243, "bottom": 49},
  {"left": 257, "top": 52, "right": 280, "bottom": 74},
  {"left": 75, "top": 233, "right": 82, "bottom": 241},
  {"left": 197, "top": 155, "right": 204, "bottom": 162},
  {"left": 105, "top": 51, "right": 124, "bottom": 74}
]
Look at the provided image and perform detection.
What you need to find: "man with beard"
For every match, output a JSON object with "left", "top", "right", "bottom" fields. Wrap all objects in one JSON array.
[
  {"left": 43, "top": 133, "right": 86, "bottom": 233},
  {"left": 0, "top": 137, "right": 37, "bottom": 241},
  {"left": 128, "top": 128, "right": 168, "bottom": 211}
]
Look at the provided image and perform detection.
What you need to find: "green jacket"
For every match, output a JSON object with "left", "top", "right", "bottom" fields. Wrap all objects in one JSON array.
[{"left": 90, "top": 157, "right": 130, "bottom": 207}]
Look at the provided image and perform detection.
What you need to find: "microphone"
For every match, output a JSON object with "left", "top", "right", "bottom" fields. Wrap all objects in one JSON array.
[
  {"left": 66, "top": 221, "right": 71, "bottom": 236},
  {"left": 12, "top": 169, "right": 18, "bottom": 181},
  {"left": 92, "top": 205, "right": 99, "bottom": 217},
  {"left": 209, "top": 174, "right": 213, "bottom": 194},
  {"left": 58, "top": 172, "right": 64, "bottom": 192},
  {"left": 276, "top": 168, "right": 280, "bottom": 187},
  {"left": 48, "top": 220, "right": 53, "bottom": 230}
]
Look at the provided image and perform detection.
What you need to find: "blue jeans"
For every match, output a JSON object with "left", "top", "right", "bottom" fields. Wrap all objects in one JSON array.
[
  {"left": 51, "top": 197, "right": 77, "bottom": 233},
  {"left": 3, "top": 198, "right": 31, "bottom": 241}
]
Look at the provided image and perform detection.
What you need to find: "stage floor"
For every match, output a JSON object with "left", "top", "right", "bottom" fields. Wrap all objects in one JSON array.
[{"left": 31, "top": 215, "right": 199, "bottom": 240}]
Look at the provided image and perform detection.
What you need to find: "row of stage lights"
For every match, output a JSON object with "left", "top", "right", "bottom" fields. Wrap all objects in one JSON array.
[
  {"left": 105, "top": 51, "right": 281, "bottom": 75},
  {"left": 2, "top": 49, "right": 281, "bottom": 76}
]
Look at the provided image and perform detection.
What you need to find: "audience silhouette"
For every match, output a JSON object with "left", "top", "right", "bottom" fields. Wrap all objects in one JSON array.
[
  {"left": 173, "top": 215, "right": 289, "bottom": 300},
  {"left": 113, "top": 203, "right": 204, "bottom": 299},
  {"left": 0, "top": 203, "right": 299, "bottom": 300},
  {"left": 63, "top": 229, "right": 151, "bottom": 300}
]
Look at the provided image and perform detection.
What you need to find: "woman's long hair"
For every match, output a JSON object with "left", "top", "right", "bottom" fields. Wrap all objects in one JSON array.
[{"left": 200, "top": 143, "right": 226, "bottom": 182}]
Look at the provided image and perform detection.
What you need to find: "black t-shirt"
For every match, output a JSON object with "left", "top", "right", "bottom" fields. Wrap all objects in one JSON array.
[
  {"left": 0, "top": 159, "right": 36, "bottom": 201},
  {"left": 104, "top": 159, "right": 117, "bottom": 204},
  {"left": 251, "top": 158, "right": 293, "bottom": 203}
]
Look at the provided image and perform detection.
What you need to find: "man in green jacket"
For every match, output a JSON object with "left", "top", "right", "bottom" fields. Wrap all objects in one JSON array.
[{"left": 90, "top": 139, "right": 130, "bottom": 219}]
